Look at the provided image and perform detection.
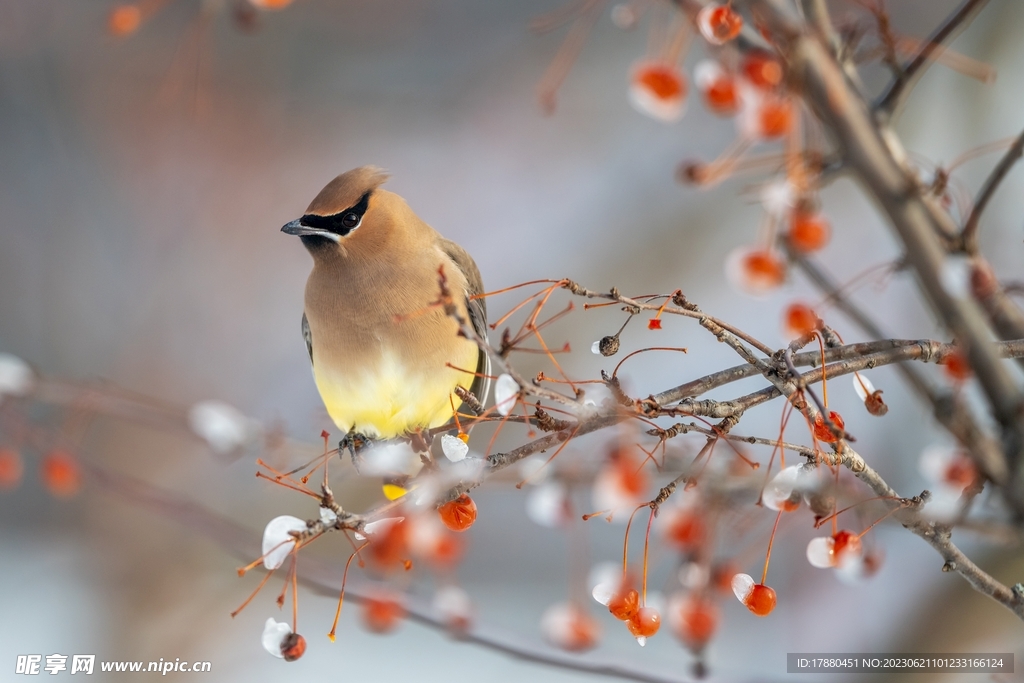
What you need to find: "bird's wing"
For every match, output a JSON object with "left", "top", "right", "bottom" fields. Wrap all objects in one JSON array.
[
  {"left": 439, "top": 238, "right": 491, "bottom": 406},
  {"left": 301, "top": 312, "right": 314, "bottom": 366}
]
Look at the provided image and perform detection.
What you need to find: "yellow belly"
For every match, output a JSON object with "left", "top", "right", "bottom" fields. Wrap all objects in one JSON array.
[{"left": 312, "top": 345, "right": 479, "bottom": 439}]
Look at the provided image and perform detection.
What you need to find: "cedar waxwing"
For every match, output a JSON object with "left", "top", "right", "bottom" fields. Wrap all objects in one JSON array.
[{"left": 282, "top": 167, "right": 490, "bottom": 446}]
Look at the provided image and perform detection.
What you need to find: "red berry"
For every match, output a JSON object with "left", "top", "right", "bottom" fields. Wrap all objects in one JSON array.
[
  {"left": 864, "top": 390, "right": 888, "bottom": 416},
  {"left": 942, "top": 350, "right": 971, "bottom": 382},
  {"left": 664, "top": 510, "right": 705, "bottom": 551},
  {"left": 726, "top": 245, "right": 787, "bottom": 294},
  {"left": 541, "top": 603, "right": 600, "bottom": 652},
  {"left": 756, "top": 97, "right": 794, "bottom": 138},
  {"left": 281, "top": 632, "right": 306, "bottom": 661},
  {"left": 635, "top": 64, "right": 685, "bottom": 101},
  {"left": 704, "top": 76, "right": 739, "bottom": 115},
  {"left": 0, "top": 448, "right": 24, "bottom": 490},
  {"left": 832, "top": 530, "right": 862, "bottom": 562},
  {"left": 362, "top": 595, "right": 404, "bottom": 634},
  {"left": 812, "top": 411, "right": 844, "bottom": 443},
  {"left": 698, "top": 4, "right": 743, "bottom": 44},
  {"left": 366, "top": 518, "right": 409, "bottom": 569},
  {"left": 673, "top": 595, "right": 718, "bottom": 648},
  {"left": 438, "top": 493, "right": 477, "bottom": 532},
  {"left": 783, "top": 302, "right": 818, "bottom": 339},
  {"left": 788, "top": 209, "right": 831, "bottom": 252},
  {"left": 626, "top": 606, "right": 661, "bottom": 641},
  {"left": 944, "top": 456, "right": 977, "bottom": 489},
  {"left": 744, "top": 584, "right": 777, "bottom": 616},
  {"left": 608, "top": 586, "right": 639, "bottom": 622},
  {"left": 742, "top": 51, "right": 784, "bottom": 89},
  {"left": 41, "top": 451, "right": 81, "bottom": 498},
  {"left": 630, "top": 62, "right": 688, "bottom": 122}
]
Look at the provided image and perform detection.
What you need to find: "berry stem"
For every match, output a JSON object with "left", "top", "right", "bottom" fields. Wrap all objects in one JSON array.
[
  {"left": 329, "top": 541, "right": 368, "bottom": 642},
  {"left": 761, "top": 510, "right": 783, "bottom": 586},
  {"left": 856, "top": 502, "right": 905, "bottom": 540},
  {"left": 816, "top": 333, "right": 829, "bottom": 408},
  {"left": 291, "top": 556, "right": 299, "bottom": 632},
  {"left": 622, "top": 504, "right": 647, "bottom": 577},
  {"left": 815, "top": 495, "right": 902, "bottom": 528},
  {"left": 641, "top": 505, "right": 656, "bottom": 605}
]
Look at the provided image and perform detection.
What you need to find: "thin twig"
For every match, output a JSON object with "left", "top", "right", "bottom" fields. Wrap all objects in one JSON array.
[
  {"left": 962, "top": 126, "right": 1024, "bottom": 254},
  {"left": 873, "top": 0, "right": 991, "bottom": 118}
]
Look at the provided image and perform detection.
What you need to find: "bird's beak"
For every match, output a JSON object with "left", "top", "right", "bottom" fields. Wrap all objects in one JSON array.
[{"left": 280, "top": 220, "right": 339, "bottom": 241}]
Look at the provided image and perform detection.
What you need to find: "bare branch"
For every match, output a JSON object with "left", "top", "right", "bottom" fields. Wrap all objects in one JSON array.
[{"left": 833, "top": 443, "right": 1024, "bottom": 620}]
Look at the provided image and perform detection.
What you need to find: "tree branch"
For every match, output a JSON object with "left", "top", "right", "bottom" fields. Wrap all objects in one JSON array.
[
  {"left": 755, "top": 0, "right": 1024, "bottom": 515},
  {"left": 788, "top": 251, "right": 1012, "bottom": 494},
  {"left": 833, "top": 442, "right": 1024, "bottom": 620}
]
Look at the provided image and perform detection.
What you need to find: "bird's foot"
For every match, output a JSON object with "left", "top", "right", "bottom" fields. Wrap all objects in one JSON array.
[
  {"left": 407, "top": 429, "right": 432, "bottom": 454},
  {"left": 340, "top": 430, "right": 372, "bottom": 473}
]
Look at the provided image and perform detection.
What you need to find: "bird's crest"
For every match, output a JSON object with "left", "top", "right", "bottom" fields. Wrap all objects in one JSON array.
[{"left": 306, "top": 166, "right": 390, "bottom": 216}]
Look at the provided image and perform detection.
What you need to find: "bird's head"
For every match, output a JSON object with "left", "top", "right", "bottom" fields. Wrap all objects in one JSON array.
[{"left": 282, "top": 166, "right": 400, "bottom": 257}]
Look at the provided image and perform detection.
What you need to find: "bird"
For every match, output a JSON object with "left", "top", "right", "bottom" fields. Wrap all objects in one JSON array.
[{"left": 281, "top": 166, "right": 490, "bottom": 453}]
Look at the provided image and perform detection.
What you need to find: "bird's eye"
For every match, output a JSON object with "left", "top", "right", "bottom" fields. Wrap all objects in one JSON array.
[{"left": 341, "top": 212, "right": 361, "bottom": 229}]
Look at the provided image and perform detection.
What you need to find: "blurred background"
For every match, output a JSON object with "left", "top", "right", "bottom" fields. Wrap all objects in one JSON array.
[{"left": 1, "top": 0, "right": 1022, "bottom": 680}]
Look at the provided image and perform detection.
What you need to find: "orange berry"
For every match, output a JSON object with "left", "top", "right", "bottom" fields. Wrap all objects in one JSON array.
[
  {"left": 704, "top": 75, "right": 739, "bottom": 115},
  {"left": 636, "top": 65, "right": 684, "bottom": 100},
  {"left": 812, "top": 411, "right": 845, "bottom": 443},
  {"left": 648, "top": 318, "right": 662, "bottom": 330},
  {"left": 362, "top": 595, "right": 404, "bottom": 634},
  {"left": 664, "top": 510, "right": 705, "bottom": 551},
  {"left": 756, "top": 96, "right": 794, "bottom": 138},
  {"left": 697, "top": 4, "right": 743, "bottom": 45},
  {"left": 941, "top": 349, "right": 971, "bottom": 382},
  {"left": 438, "top": 493, "right": 477, "bottom": 532},
  {"left": 864, "top": 390, "right": 888, "bottom": 416},
  {"left": 744, "top": 583, "right": 776, "bottom": 616},
  {"left": 783, "top": 302, "right": 818, "bottom": 339},
  {"left": 742, "top": 51, "right": 784, "bottom": 89},
  {"left": 41, "top": 451, "right": 81, "bottom": 498},
  {"left": 629, "top": 62, "right": 687, "bottom": 122},
  {"left": 746, "top": 251, "right": 784, "bottom": 280},
  {"left": 673, "top": 596, "right": 718, "bottom": 648},
  {"left": 626, "top": 606, "right": 661, "bottom": 641},
  {"left": 430, "top": 532, "right": 463, "bottom": 566},
  {"left": 541, "top": 603, "right": 600, "bottom": 652},
  {"left": 0, "top": 448, "right": 24, "bottom": 490},
  {"left": 281, "top": 632, "right": 306, "bottom": 661},
  {"left": 831, "top": 530, "right": 862, "bottom": 562},
  {"left": 608, "top": 586, "right": 639, "bottom": 622},
  {"left": 730, "top": 248, "right": 786, "bottom": 294},
  {"left": 366, "top": 518, "right": 409, "bottom": 569},
  {"left": 944, "top": 455, "right": 977, "bottom": 489},
  {"left": 613, "top": 449, "right": 647, "bottom": 497},
  {"left": 108, "top": 5, "right": 142, "bottom": 36},
  {"left": 788, "top": 209, "right": 831, "bottom": 252}
]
